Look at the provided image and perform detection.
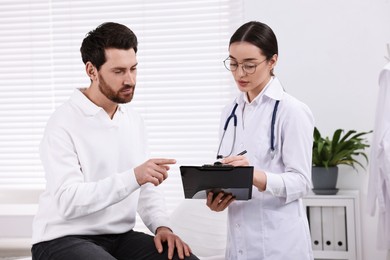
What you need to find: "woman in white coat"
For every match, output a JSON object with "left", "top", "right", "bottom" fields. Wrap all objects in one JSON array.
[{"left": 206, "top": 21, "right": 314, "bottom": 260}]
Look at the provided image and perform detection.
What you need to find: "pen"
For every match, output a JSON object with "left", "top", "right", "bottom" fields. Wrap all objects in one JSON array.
[{"left": 237, "top": 150, "right": 247, "bottom": 156}]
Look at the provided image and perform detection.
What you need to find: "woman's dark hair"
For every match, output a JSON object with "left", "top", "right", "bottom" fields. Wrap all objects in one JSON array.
[
  {"left": 230, "top": 21, "right": 278, "bottom": 62},
  {"left": 80, "top": 22, "right": 138, "bottom": 70}
]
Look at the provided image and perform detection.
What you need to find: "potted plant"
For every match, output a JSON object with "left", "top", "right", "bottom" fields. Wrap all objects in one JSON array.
[{"left": 311, "top": 127, "right": 372, "bottom": 195}]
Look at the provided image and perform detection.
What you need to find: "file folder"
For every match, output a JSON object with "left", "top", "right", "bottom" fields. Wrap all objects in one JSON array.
[
  {"left": 322, "top": 207, "right": 335, "bottom": 250},
  {"left": 308, "top": 206, "right": 323, "bottom": 250},
  {"left": 333, "top": 206, "right": 347, "bottom": 251},
  {"left": 180, "top": 165, "right": 253, "bottom": 200}
]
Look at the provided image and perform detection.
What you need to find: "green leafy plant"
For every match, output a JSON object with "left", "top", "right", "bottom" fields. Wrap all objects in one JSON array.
[{"left": 312, "top": 127, "right": 372, "bottom": 169}]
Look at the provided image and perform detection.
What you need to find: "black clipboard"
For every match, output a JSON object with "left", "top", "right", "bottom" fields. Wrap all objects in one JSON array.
[{"left": 179, "top": 164, "right": 254, "bottom": 200}]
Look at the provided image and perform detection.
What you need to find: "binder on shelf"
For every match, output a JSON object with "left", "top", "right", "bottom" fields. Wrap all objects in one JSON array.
[
  {"left": 333, "top": 206, "right": 347, "bottom": 251},
  {"left": 308, "top": 206, "right": 323, "bottom": 250},
  {"left": 322, "top": 206, "right": 335, "bottom": 250}
]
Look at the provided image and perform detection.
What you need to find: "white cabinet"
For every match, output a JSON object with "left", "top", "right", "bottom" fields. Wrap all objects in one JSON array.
[{"left": 303, "top": 190, "right": 362, "bottom": 260}]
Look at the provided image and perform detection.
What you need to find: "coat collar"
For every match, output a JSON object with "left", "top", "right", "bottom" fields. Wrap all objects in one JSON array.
[
  {"left": 71, "top": 88, "right": 125, "bottom": 117},
  {"left": 236, "top": 76, "right": 285, "bottom": 106}
]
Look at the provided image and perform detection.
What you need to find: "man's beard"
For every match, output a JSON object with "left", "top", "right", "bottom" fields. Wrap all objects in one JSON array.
[{"left": 98, "top": 74, "right": 135, "bottom": 104}]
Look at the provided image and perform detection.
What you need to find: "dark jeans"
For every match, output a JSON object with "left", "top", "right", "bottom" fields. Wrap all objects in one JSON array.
[{"left": 31, "top": 230, "right": 199, "bottom": 260}]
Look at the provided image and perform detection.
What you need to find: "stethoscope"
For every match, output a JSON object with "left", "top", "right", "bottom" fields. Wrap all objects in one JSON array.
[{"left": 216, "top": 99, "right": 280, "bottom": 159}]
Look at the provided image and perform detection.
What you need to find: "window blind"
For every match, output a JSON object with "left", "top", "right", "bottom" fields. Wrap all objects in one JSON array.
[{"left": 0, "top": 0, "right": 243, "bottom": 230}]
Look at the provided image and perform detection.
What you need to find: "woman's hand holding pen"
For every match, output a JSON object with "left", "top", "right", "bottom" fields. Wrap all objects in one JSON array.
[{"left": 221, "top": 150, "right": 249, "bottom": 167}]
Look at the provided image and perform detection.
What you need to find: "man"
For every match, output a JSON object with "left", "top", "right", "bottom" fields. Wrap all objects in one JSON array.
[{"left": 31, "top": 22, "right": 198, "bottom": 260}]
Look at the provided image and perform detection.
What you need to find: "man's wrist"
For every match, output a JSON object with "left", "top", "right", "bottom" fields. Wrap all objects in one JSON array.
[{"left": 155, "top": 226, "right": 173, "bottom": 234}]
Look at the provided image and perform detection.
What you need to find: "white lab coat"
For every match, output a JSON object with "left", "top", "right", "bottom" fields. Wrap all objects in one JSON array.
[
  {"left": 218, "top": 77, "right": 314, "bottom": 260},
  {"left": 367, "top": 62, "right": 390, "bottom": 249}
]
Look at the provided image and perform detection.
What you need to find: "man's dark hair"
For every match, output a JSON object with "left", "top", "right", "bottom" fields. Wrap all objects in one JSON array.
[{"left": 80, "top": 22, "right": 138, "bottom": 70}]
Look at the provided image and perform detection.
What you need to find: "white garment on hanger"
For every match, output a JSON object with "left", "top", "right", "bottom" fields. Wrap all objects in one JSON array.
[{"left": 367, "top": 62, "right": 390, "bottom": 249}]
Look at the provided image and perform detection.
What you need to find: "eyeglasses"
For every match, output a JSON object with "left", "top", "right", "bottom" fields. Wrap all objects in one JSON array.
[{"left": 223, "top": 58, "right": 267, "bottom": 74}]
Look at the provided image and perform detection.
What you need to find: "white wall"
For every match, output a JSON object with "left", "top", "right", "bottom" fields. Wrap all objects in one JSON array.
[{"left": 244, "top": 0, "right": 390, "bottom": 259}]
